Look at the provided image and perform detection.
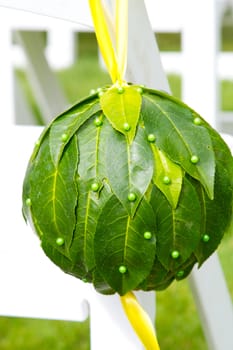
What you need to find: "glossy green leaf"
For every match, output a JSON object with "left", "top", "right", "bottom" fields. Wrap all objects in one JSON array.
[
  {"left": 69, "top": 119, "right": 112, "bottom": 274},
  {"left": 194, "top": 163, "right": 233, "bottom": 265},
  {"left": 100, "top": 85, "right": 142, "bottom": 143},
  {"left": 138, "top": 257, "right": 174, "bottom": 291},
  {"left": 70, "top": 180, "right": 111, "bottom": 276},
  {"left": 105, "top": 126, "right": 154, "bottom": 216},
  {"left": 49, "top": 99, "right": 100, "bottom": 164},
  {"left": 150, "top": 177, "right": 201, "bottom": 270},
  {"left": 94, "top": 195, "right": 156, "bottom": 295},
  {"left": 41, "top": 239, "right": 82, "bottom": 279},
  {"left": 27, "top": 134, "right": 78, "bottom": 256},
  {"left": 142, "top": 91, "right": 215, "bottom": 199},
  {"left": 93, "top": 269, "right": 115, "bottom": 295},
  {"left": 152, "top": 144, "right": 183, "bottom": 208}
]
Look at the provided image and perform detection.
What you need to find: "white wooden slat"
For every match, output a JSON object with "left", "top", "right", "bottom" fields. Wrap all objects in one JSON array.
[
  {"left": 16, "top": 31, "right": 68, "bottom": 123},
  {"left": 189, "top": 253, "right": 233, "bottom": 350},
  {"left": 182, "top": 0, "right": 220, "bottom": 128},
  {"left": 0, "top": 18, "right": 14, "bottom": 126},
  {"left": 0, "top": 126, "right": 89, "bottom": 322}
]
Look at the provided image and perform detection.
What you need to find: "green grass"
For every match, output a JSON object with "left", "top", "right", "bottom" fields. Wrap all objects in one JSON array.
[
  {"left": 0, "top": 317, "right": 89, "bottom": 350},
  {"left": 7, "top": 32, "right": 233, "bottom": 349}
]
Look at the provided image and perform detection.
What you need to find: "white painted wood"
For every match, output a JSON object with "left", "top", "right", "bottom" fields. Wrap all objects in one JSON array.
[
  {"left": 182, "top": 0, "right": 220, "bottom": 129},
  {"left": 16, "top": 31, "right": 68, "bottom": 123},
  {"left": 0, "top": 0, "right": 93, "bottom": 27},
  {"left": 189, "top": 253, "right": 233, "bottom": 350},
  {"left": 0, "top": 126, "right": 89, "bottom": 322},
  {"left": 126, "top": 0, "right": 170, "bottom": 91},
  {"left": 0, "top": 17, "right": 14, "bottom": 125},
  {"left": 14, "top": 76, "right": 36, "bottom": 125}
]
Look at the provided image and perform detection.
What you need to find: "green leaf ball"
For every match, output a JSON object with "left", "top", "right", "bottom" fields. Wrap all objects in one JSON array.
[{"left": 22, "top": 85, "right": 233, "bottom": 296}]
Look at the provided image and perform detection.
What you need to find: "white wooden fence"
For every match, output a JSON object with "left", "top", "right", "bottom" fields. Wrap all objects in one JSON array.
[{"left": 0, "top": 1, "right": 233, "bottom": 349}]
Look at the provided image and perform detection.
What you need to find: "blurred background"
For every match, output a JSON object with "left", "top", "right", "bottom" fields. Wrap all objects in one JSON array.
[{"left": 0, "top": 0, "right": 233, "bottom": 349}]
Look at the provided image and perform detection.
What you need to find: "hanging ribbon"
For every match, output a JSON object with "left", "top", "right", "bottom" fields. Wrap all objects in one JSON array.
[
  {"left": 89, "top": 0, "right": 128, "bottom": 84},
  {"left": 121, "top": 292, "right": 161, "bottom": 350},
  {"left": 89, "top": 1, "right": 161, "bottom": 349}
]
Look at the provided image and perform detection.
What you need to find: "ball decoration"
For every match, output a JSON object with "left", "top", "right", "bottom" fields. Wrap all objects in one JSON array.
[{"left": 22, "top": 84, "right": 233, "bottom": 296}]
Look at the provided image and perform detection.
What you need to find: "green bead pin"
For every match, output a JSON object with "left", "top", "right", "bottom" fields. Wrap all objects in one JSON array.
[
  {"left": 202, "top": 234, "right": 210, "bottom": 243},
  {"left": 61, "top": 133, "right": 68, "bottom": 142},
  {"left": 26, "top": 198, "right": 32, "bottom": 207},
  {"left": 123, "top": 122, "right": 131, "bottom": 131},
  {"left": 144, "top": 231, "right": 152, "bottom": 240},
  {"left": 91, "top": 182, "right": 100, "bottom": 192},
  {"left": 128, "top": 192, "right": 137, "bottom": 202},
  {"left": 193, "top": 117, "right": 202, "bottom": 125},
  {"left": 56, "top": 237, "right": 65, "bottom": 246},
  {"left": 119, "top": 265, "right": 127, "bottom": 274},
  {"left": 176, "top": 270, "right": 185, "bottom": 278},
  {"left": 147, "top": 134, "right": 156, "bottom": 143},
  {"left": 163, "top": 176, "right": 171, "bottom": 185},
  {"left": 117, "top": 86, "right": 124, "bottom": 94},
  {"left": 190, "top": 155, "right": 199, "bottom": 164},
  {"left": 94, "top": 117, "right": 103, "bottom": 127},
  {"left": 171, "top": 250, "right": 180, "bottom": 259}
]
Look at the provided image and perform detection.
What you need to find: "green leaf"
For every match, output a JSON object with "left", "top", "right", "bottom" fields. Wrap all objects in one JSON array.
[
  {"left": 194, "top": 163, "right": 233, "bottom": 265},
  {"left": 93, "top": 269, "right": 115, "bottom": 295},
  {"left": 77, "top": 115, "right": 112, "bottom": 180},
  {"left": 100, "top": 85, "right": 142, "bottom": 143},
  {"left": 191, "top": 127, "right": 233, "bottom": 265},
  {"left": 150, "top": 177, "right": 201, "bottom": 270},
  {"left": 152, "top": 144, "right": 183, "bottom": 208},
  {"left": 94, "top": 195, "right": 156, "bottom": 295},
  {"left": 49, "top": 99, "right": 100, "bottom": 164},
  {"left": 105, "top": 126, "right": 154, "bottom": 216},
  {"left": 27, "top": 134, "right": 79, "bottom": 256},
  {"left": 138, "top": 257, "right": 174, "bottom": 291},
  {"left": 142, "top": 91, "right": 215, "bottom": 199},
  {"left": 41, "top": 239, "right": 82, "bottom": 279},
  {"left": 70, "top": 180, "right": 111, "bottom": 276},
  {"left": 69, "top": 118, "right": 112, "bottom": 275}
]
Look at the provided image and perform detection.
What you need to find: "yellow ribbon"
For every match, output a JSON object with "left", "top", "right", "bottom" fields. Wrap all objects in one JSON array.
[
  {"left": 89, "top": 1, "right": 160, "bottom": 349},
  {"left": 120, "top": 292, "right": 161, "bottom": 350},
  {"left": 89, "top": 0, "right": 128, "bottom": 84}
]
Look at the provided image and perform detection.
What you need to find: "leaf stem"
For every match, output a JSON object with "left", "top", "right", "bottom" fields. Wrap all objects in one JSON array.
[{"left": 120, "top": 291, "right": 161, "bottom": 350}]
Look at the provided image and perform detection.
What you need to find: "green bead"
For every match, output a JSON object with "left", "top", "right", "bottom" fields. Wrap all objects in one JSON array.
[
  {"left": 98, "top": 88, "right": 104, "bottom": 98},
  {"left": 194, "top": 117, "right": 202, "bottom": 125},
  {"left": 117, "top": 86, "right": 124, "bottom": 94},
  {"left": 137, "top": 86, "right": 143, "bottom": 94},
  {"left": 119, "top": 265, "right": 127, "bottom": 274},
  {"left": 163, "top": 176, "right": 171, "bottom": 185},
  {"left": 147, "top": 134, "right": 156, "bottom": 142},
  {"left": 171, "top": 250, "right": 180, "bottom": 259},
  {"left": 91, "top": 182, "right": 100, "bottom": 192},
  {"left": 35, "top": 140, "right": 40, "bottom": 147},
  {"left": 94, "top": 117, "right": 103, "bottom": 127},
  {"left": 61, "top": 133, "right": 68, "bottom": 142},
  {"left": 123, "top": 122, "right": 131, "bottom": 131},
  {"left": 90, "top": 89, "right": 96, "bottom": 95},
  {"left": 128, "top": 192, "right": 137, "bottom": 202},
  {"left": 144, "top": 231, "right": 152, "bottom": 240},
  {"left": 82, "top": 278, "right": 88, "bottom": 283},
  {"left": 176, "top": 270, "right": 184, "bottom": 278},
  {"left": 25, "top": 198, "right": 32, "bottom": 206},
  {"left": 191, "top": 155, "right": 199, "bottom": 164},
  {"left": 56, "top": 237, "right": 65, "bottom": 246},
  {"left": 202, "top": 234, "right": 210, "bottom": 243}
]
